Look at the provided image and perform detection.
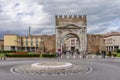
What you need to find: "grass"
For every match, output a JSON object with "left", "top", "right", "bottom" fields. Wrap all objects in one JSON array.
[
  {"left": 110, "top": 52, "right": 120, "bottom": 57},
  {"left": 116, "top": 53, "right": 120, "bottom": 57},
  {"left": 0, "top": 54, "right": 5, "bottom": 57}
]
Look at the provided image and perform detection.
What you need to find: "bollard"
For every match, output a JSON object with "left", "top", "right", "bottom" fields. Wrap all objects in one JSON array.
[
  {"left": 86, "top": 55, "right": 88, "bottom": 59},
  {"left": 106, "top": 56, "right": 108, "bottom": 58},
  {"left": 99, "top": 56, "right": 101, "bottom": 59},
  {"left": 61, "top": 55, "right": 63, "bottom": 58},
  {"left": 79, "top": 55, "right": 82, "bottom": 59},
  {"left": 67, "top": 55, "right": 69, "bottom": 59},
  {"left": 111, "top": 55, "right": 114, "bottom": 58},
  {"left": 73, "top": 55, "right": 75, "bottom": 59},
  {"left": 3, "top": 57, "right": 6, "bottom": 60},
  {"left": 92, "top": 55, "right": 95, "bottom": 59}
]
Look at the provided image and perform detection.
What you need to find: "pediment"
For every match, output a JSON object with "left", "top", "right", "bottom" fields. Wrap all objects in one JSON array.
[{"left": 57, "top": 24, "right": 82, "bottom": 29}]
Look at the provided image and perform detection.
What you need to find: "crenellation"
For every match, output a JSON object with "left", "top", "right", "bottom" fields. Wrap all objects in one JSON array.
[
  {"left": 56, "top": 15, "right": 86, "bottom": 19},
  {"left": 69, "top": 15, "right": 72, "bottom": 18},
  {"left": 64, "top": 15, "right": 67, "bottom": 18},
  {"left": 79, "top": 15, "right": 81, "bottom": 18},
  {"left": 74, "top": 15, "right": 77, "bottom": 18},
  {"left": 82, "top": 15, "right": 87, "bottom": 25},
  {"left": 56, "top": 15, "right": 87, "bottom": 26},
  {"left": 59, "top": 15, "right": 62, "bottom": 18},
  {"left": 55, "top": 15, "right": 58, "bottom": 18}
]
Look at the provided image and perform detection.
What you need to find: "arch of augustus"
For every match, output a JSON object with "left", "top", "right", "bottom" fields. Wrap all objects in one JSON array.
[{"left": 55, "top": 15, "right": 87, "bottom": 54}]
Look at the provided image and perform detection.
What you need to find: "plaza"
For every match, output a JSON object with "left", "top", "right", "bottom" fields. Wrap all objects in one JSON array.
[
  {"left": 1, "top": 57, "right": 120, "bottom": 80},
  {"left": 0, "top": 15, "right": 120, "bottom": 80},
  {"left": 1, "top": 0, "right": 120, "bottom": 80}
]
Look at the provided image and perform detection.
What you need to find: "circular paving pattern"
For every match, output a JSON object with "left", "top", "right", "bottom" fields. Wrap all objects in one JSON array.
[
  {"left": 11, "top": 62, "right": 91, "bottom": 76},
  {"left": 31, "top": 62, "right": 73, "bottom": 69}
]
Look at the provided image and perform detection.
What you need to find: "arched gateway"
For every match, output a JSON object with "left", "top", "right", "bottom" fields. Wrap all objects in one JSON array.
[{"left": 55, "top": 15, "right": 87, "bottom": 54}]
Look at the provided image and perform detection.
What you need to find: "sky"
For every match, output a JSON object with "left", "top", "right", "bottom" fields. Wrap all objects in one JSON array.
[{"left": 0, "top": 0, "right": 120, "bottom": 38}]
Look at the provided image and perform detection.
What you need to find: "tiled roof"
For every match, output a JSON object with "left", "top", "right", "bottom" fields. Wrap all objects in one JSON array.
[{"left": 101, "top": 32, "right": 120, "bottom": 37}]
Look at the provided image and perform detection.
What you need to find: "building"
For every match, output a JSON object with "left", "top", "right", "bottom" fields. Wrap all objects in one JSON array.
[
  {"left": 55, "top": 15, "right": 87, "bottom": 53},
  {"left": 3, "top": 16, "right": 120, "bottom": 54},
  {"left": 103, "top": 32, "right": 120, "bottom": 51},
  {"left": 4, "top": 34, "right": 55, "bottom": 52},
  {"left": 64, "top": 37, "right": 79, "bottom": 51},
  {"left": 0, "top": 39, "right": 4, "bottom": 50}
]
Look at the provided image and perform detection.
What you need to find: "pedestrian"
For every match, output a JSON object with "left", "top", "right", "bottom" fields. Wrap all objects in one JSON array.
[
  {"left": 56, "top": 49, "right": 61, "bottom": 57},
  {"left": 71, "top": 50, "right": 74, "bottom": 56},
  {"left": 76, "top": 49, "right": 80, "bottom": 54},
  {"left": 102, "top": 50, "right": 106, "bottom": 58}
]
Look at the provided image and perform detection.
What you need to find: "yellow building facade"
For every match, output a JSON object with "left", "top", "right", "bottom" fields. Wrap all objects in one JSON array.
[
  {"left": 4, "top": 34, "right": 42, "bottom": 52},
  {"left": 0, "top": 39, "right": 4, "bottom": 50}
]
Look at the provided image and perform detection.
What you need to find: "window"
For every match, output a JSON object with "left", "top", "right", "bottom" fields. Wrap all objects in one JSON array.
[
  {"left": 26, "top": 37, "right": 28, "bottom": 46},
  {"left": 26, "top": 37, "right": 28, "bottom": 42},
  {"left": 36, "top": 37, "right": 38, "bottom": 43},
  {"left": 31, "top": 38, "right": 33, "bottom": 42},
  {"left": 71, "top": 39, "right": 75, "bottom": 42},
  {"left": 21, "top": 38, "right": 23, "bottom": 42},
  {"left": 71, "top": 43, "right": 75, "bottom": 45},
  {"left": 21, "top": 38, "right": 23, "bottom": 46},
  {"left": 36, "top": 43, "right": 38, "bottom": 47},
  {"left": 76, "top": 42, "right": 79, "bottom": 45},
  {"left": 26, "top": 43, "right": 28, "bottom": 46},
  {"left": 115, "top": 46, "right": 119, "bottom": 50},
  {"left": 31, "top": 42, "right": 33, "bottom": 46}
]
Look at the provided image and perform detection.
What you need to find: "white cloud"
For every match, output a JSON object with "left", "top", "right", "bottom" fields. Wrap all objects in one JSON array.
[
  {"left": 0, "top": 0, "right": 120, "bottom": 37},
  {"left": 0, "top": 0, "right": 50, "bottom": 30}
]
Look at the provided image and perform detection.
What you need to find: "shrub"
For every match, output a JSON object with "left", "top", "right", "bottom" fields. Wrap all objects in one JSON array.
[
  {"left": 1, "top": 50, "right": 16, "bottom": 53},
  {"left": 117, "top": 49, "right": 120, "bottom": 53},
  {"left": 112, "top": 54, "right": 117, "bottom": 57},
  {"left": 5, "top": 53, "right": 40, "bottom": 57},
  {"left": 42, "top": 53, "right": 56, "bottom": 58},
  {"left": 11, "top": 52, "right": 27, "bottom": 54}
]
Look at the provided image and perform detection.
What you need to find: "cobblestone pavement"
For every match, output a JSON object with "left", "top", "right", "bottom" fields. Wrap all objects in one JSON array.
[
  {"left": 1, "top": 58, "right": 120, "bottom": 80},
  {"left": 11, "top": 64, "right": 90, "bottom": 76}
]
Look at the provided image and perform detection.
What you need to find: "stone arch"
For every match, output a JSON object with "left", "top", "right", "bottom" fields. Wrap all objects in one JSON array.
[
  {"left": 61, "top": 33, "right": 80, "bottom": 50},
  {"left": 55, "top": 15, "right": 87, "bottom": 54}
]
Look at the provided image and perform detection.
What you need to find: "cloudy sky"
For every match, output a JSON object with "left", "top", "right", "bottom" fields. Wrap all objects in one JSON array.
[{"left": 0, "top": 0, "right": 120, "bottom": 38}]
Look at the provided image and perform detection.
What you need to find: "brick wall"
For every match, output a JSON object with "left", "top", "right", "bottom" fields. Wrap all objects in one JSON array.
[{"left": 87, "top": 34, "right": 105, "bottom": 53}]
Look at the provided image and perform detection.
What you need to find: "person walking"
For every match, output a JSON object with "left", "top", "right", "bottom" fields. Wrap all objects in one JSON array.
[{"left": 102, "top": 50, "right": 106, "bottom": 58}]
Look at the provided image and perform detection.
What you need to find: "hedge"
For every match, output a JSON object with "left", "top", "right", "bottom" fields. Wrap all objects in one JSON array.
[
  {"left": 106, "top": 53, "right": 117, "bottom": 57},
  {"left": 0, "top": 50, "right": 28, "bottom": 53},
  {"left": 5, "top": 53, "right": 40, "bottom": 57},
  {"left": 0, "top": 50, "right": 16, "bottom": 53},
  {"left": 42, "top": 53, "right": 56, "bottom": 58},
  {"left": 117, "top": 49, "right": 120, "bottom": 53}
]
